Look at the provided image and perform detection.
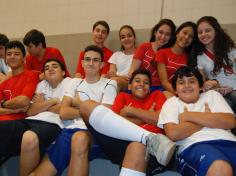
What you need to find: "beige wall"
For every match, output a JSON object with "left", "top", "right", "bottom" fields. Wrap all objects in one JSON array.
[{"left": 1, "top": 0, "right": 236, "bottom": 75}]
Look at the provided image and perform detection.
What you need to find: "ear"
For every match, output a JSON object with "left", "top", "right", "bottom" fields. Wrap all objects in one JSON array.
[{"left": 62, "top": 71, "right": 65, "bottom": 77}]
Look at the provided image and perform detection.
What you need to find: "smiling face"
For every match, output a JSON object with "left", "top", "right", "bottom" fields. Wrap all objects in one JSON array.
[
  {"left": 197, "top": 21, "right": 216, "bottom": 48},
  {"left": 155, "top": 24, "right": 172, "bottom": 48},
  {"left": 176, "top": 75, "right": 201, "bottom": 104},
  {"left": 5, "top": 47, "right": 24, "bottom": 70},
  {"left": 44, "top": 60, "right": 65, "bottom": 83},
  {"left": 119, "top": 27, "right": 136, "bottom": 51},
  {"left": 175, "top": 26, "right": 194, "bottom": 49},
  {"left": 92, "top": 24, "right": 108, "bottom": 46},
  {"left": 128, "top": 73, "right": 150, "bottom": 100}
]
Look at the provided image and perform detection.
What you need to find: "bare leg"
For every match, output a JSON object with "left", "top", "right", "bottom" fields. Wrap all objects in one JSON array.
[
  {"left": 79, "top": 100, "right": 100, "bottom": 123},
  {"left": 29, "top": 155, "right": 57, "bottom": 176},
  {"left": 122, "top": 142, "right": 147, "bottom": 172},
  {"left": 20, "top": 131, "right": 40, "bottom": 176},
  {"left": 206, "top": 160, "right": 233, "bottom": 176},
  {"left": 67, "top": 131, "right": 91, "bottom": 176}
]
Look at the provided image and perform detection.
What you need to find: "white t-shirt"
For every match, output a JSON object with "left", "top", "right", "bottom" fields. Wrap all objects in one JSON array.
[
  {"left": 108, "top": 51, "right": 133, "bottom": 76},
  {"left": 0, "top": 58, "right": 10, "bottom": 74},
  {"left": 63, "top": 77, "right": 117, "bottom": 129},
  {"left": 197, "top": 49, "right": 236, "bottom": 90},
  {"left": 158, "top": 90, "right": 236, "bottom": 153},
  {"left": 26, "top": 77, "right": 71, "bottom": 128}
]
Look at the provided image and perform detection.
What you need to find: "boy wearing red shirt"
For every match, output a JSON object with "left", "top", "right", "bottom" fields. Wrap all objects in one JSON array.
[
  {"left": 23, "top": 29, "right": 70, "bottom": 78},
  {"left": 75, "top": 20, "right": 113, "bottom": 78},
  {"left": 0, "top": 40, "right": 39, "bottom": 121}
]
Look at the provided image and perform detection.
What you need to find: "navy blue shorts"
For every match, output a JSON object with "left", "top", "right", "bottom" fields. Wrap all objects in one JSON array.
[
  {"left": 47, "top": 128, "right": 103, "bottom": 176},
  {"left": 177, "top": 140, "right": 236, "bottom": 176}
]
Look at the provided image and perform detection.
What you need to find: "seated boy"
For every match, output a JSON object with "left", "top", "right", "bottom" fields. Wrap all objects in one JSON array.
[
  {"left": 0, "top": 40, "right": 39, "bottom": 121},
  {"left": 30, "top": 45, "right": 117, "bottom": 176},
  {"left": 158, "top": 66, "right": 236, "bottom": 176},
  {"left": 73, "top": 69, "right": 176, "bottom": 176},
  {"left": 0, "top": 59, "right": 70, "bottom": 176}
]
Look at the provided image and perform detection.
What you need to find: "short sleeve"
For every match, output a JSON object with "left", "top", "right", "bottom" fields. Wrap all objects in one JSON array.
[{"left": 101, "top": 80, "right": 117, "bottom": 105}]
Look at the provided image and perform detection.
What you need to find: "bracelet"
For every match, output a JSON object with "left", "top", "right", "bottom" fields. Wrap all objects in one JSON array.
[{"left": 1, "top": 100, "right": 6, "bottom": 108}]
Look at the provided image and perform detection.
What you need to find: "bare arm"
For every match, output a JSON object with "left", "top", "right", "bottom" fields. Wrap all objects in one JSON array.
[
  {"left": 107, "top": 64, "right": 117, "bottom": 78},
  {"left": 180, "top": 104, "right": 236, "bottom": 130},
  {"left": 127, "top": 59, "right": 141, "bottom": 79},
  {"left": 60, "top": 96, "right": 81, "bottom": 120},
  {"left": 164, "top": 122, "right": 203, "bottom": 141},
  {"left": 157, "top": 63, "right": 175, "bottom": 93},
  {"left": 119, "top": 102, "right": 159, "bottom": 125},
  {"left": 3, "top": 95, "right": 31, "bottom": 109},
  {"left": 27, "top": 94, "right": 60, "bottom": 116}
]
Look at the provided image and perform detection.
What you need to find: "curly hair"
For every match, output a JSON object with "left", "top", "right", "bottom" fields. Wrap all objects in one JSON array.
[{"left": 197, "top": 16, "right": 235, "bottom": 76}]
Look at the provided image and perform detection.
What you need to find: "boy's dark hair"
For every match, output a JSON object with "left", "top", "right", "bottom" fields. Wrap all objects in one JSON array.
[
  {"left": 93, "top": 20, "right": 110, "bottom": 35},
  {"left": 129, "top": 69, "right": 152, "bottom": 85},
  {"left": 0, "top": 34, "right": 9, "bottom": 46},
  {"left": 23, "top": 29, "right": 46, "bottom": 48},
  {"left": 172, "top": 66, "right": 204, "bottom": 90},
  {"left": 5, "top": 40, "right": 26, "bottom": 57},
  {"left": 84, "top": 45, "right": 104, "bottom": 61},
  {"left": 44, "top": 58, "right": 66, "bottom": 71}
]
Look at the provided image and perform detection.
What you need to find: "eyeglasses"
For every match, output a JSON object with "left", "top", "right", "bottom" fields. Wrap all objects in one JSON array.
[{"left": 83, "top": 57, "right": 102, "bottom": 63}]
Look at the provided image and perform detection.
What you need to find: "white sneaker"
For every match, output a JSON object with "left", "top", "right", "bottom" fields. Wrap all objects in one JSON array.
[{"left": 146, "top": 133, "right": 176, "bottom": 166}]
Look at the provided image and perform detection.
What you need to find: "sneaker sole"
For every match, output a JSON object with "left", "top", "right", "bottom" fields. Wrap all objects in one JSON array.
[{"left": 157, "top": 141, "right": 176, "bottom": 166}]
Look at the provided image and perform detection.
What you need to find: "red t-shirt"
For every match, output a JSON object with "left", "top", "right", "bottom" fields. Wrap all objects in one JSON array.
[
  {"left": 112, "top": 90, "right": 166, "bottom": 133},
  {"left": 75, "top": 47, "right": 113, "bottom": 78},
  {"left": 133, "top": 42, "right": 160, "bottom": 86},
  {"left": 25, "top": 47, "right": 70, "bottom": 77},
  {"left": 156, "top": 48, "right": 187, "bottom": 81},
  {"left": 0, "top": 70, "right": 40, "bottom": 121}
]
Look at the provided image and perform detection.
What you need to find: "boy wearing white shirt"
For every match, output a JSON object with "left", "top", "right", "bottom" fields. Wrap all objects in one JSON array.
[
  {"left": 158, "top": 66, "right": 236, "bottom": 176},
  {"left": 31, "top": 45, "right": 117, "bottom": 176}
]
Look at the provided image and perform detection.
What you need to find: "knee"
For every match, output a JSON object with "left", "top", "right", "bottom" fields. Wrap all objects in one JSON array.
[
  {"left": 79, "top": 100, "right": 97, "bottom": 122},
  {"left": 125, "top": 142, "right": 146, "bottom": 163},
  {"left": 71, "top": 132, "right": 91, "bottom": 155},
  {"left": 21, "top": 131, "right": 39, "bottom": 152},
  {"left": 206, "top": 160, "right": 233, "bottom": 176},
  {"left": 123, "top": 142, "right": 146, "bottom": 171}
]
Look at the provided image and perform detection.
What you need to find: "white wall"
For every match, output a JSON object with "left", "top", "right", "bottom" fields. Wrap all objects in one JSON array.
[{"left": 1, "top": 0, "right": 235, "bottom": 39}]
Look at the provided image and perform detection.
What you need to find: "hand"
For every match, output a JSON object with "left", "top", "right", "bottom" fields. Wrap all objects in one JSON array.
[
  {"left": 107, "top": 71, "right": 116, "bottom": 78},
  {"left": 49, "top": 98, "right": 60, "bottom": 105},
  {"left": 127, "top": 70, "right": 133, "bottom": 81},
  {"left": 203, "top": 80, "right": 218, "bottom": 91},
  {"left": 204, "top": 103, "right": 211, "bottom": 113},
  {"left": 32, "top": 93, "right": 45, "bottom": 103},
  {"left": 148, "top": 102, "right": 156, "bottom": 112},
  {"left": 179, "top": 106, "right": 188, "bottom": 123},
  {"left": 120, "top": 103, "right": 132, "bottom": 117},
  {"left": 72, "top": 97, "right": 81, "bottom": 108},
  {"left": 214, "top": 86, "right": 233, "bottom": 96}
]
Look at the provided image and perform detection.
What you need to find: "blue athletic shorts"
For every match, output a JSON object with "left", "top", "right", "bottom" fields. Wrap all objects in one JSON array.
[
  {"left": 47, "top": 128, "right": 103, "bottom": 175},
  {"left": 177, "top": 140, "right": 236, "bottom": 176}
]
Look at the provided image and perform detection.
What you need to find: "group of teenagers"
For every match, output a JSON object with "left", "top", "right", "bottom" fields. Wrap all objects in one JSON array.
[{"left": 0, "top": 14, "right": 235, "bottom": 176}]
